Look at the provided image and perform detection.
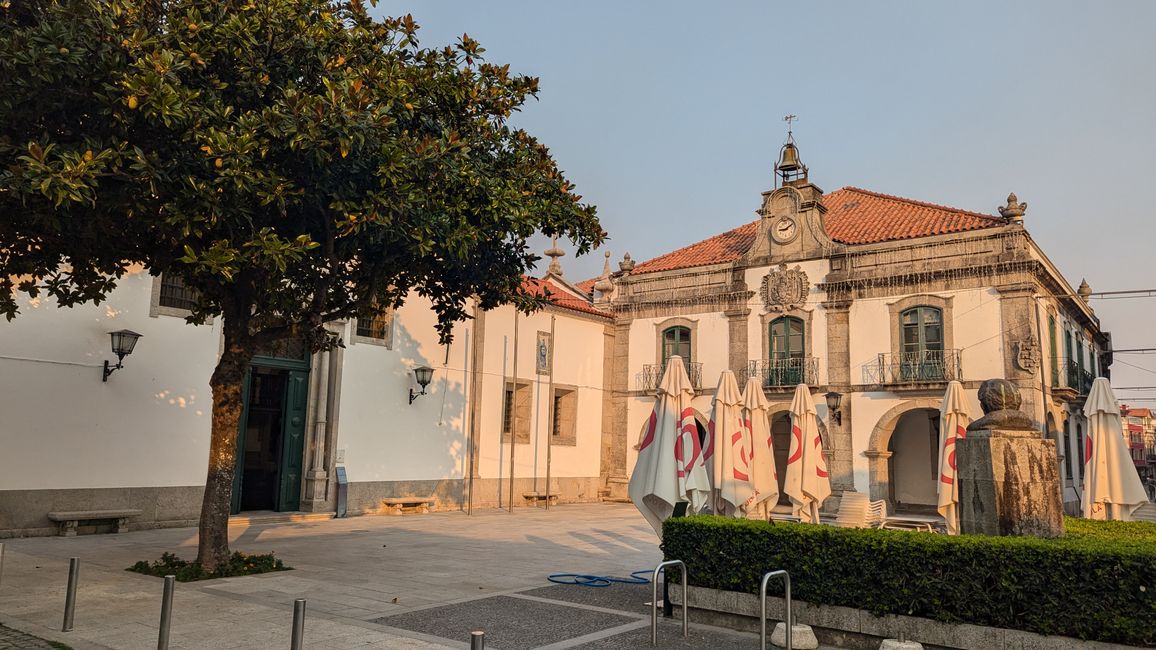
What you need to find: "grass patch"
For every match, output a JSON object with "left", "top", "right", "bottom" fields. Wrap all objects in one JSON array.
[{"left": 127, "top": 551, "right": 291, "bottom": 582}]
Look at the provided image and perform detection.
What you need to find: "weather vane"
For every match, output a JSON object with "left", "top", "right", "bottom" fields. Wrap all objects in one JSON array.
[{"left": 783, "top": 114, "right": 797, "bottom": 135}]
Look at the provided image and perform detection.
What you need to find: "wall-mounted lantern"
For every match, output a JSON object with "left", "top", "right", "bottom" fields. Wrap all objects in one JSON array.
[
  {"left": 409, "top": 365, "right": 434, "bottom": 404},
  {"left": 824, "top": 391, "right": 842, "bottom": 426},
  {"left": 103, "top": 329, "right": 142, "bottom": 382}
]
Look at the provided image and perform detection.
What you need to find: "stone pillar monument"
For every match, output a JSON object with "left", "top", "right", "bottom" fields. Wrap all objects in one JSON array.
[{"left": 957, "top": 379, "right": 1064, "bottom": 537}]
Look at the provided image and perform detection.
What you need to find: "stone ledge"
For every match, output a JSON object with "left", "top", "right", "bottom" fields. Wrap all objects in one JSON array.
[{"left": 668, "top": 585, "right": 1140, "bottom": 650}]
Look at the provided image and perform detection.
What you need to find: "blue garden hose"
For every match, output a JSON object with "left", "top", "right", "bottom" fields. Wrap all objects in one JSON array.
[{"left": 546, "top": 570, "right": 652, "bottom": 587}]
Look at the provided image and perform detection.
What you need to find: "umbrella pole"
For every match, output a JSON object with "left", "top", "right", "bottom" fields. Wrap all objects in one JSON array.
[
  {"left": 545, "top": 315, "right": 556, "bottom": 511},
  {"left": 509, "top": 312, "right": 519, "bottom": 513}
]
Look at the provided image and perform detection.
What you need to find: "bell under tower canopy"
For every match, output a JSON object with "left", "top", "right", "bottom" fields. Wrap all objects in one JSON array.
[{"left": 776, "top": 115, "right": 808, "bottom": 187}]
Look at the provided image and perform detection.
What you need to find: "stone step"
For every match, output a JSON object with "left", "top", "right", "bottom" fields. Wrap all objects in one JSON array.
[
  {"left": 1133, "top": 502, "right": 1156, "bottom": 523},
  {"left": 229, "top": 511, "right": 335, "bottom": 526}
]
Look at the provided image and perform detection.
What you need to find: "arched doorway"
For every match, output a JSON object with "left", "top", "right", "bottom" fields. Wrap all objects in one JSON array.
[{"left": 888, "top": 408, "right": 939, "bottom": 513}]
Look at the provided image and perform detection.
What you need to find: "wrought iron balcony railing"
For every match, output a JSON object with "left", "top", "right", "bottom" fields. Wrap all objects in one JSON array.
[
  {"left": 639, "top": 361, "right": 703, "bottom": 392},
  {"left": 864, "top": 349, "right": 962, "bottom": 385},
  {"left": 1065, "top": 360, "right": 1095, "bottom": 396},
  {"left": 743, "top": 357, "right": 818, "bottom": 388}
]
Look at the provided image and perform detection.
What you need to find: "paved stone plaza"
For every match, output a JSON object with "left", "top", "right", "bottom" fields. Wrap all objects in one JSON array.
[{"left": 0, "top": 504, "right": 776, "bottom": 649}]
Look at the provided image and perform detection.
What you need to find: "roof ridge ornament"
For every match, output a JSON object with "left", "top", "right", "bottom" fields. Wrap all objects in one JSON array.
[
  {"left": 998, "top": 192, "right": 1027, "bottom": 223},
  {"left": 544, "top": 235, "right": 565, "bottom": 277},
  {"left": 776, "top": 115, "right": 807, "bottom": 187},
  {"left": 593, "top": 251, "right": 615, "bottom": 302}
]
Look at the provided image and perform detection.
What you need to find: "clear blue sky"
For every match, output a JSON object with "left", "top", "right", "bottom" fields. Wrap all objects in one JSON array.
[{"left": 381, "top": 1, "right": 1156, "bottom": 395}]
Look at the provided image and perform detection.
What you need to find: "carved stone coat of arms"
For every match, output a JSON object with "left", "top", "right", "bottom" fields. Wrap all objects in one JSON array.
[
  {"left": 1013, "top": 336, "right": 1041, "bottom": 373},
  {"left": 761, "top": 263, "right": 808, "bottom": 312}
]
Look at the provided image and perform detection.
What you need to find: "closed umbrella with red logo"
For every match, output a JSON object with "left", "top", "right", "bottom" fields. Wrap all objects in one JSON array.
[
  {"left": 742, "top": 376, "right": 779, "bottom": 518},
  {"left": 629, "top": 356, "right": 711, "bottom": 538},
  {"left": 1083, "top": 377, "right": 1148, "bottom": 520},
  {"left": 784, "top": 384, "right": 830, "bottom": 523},
  {"left": 936, "top": 381, "right": 971, "bottom": 534},
  {"left": 709, "top": 370, "right": 753, "bottom": 516}
]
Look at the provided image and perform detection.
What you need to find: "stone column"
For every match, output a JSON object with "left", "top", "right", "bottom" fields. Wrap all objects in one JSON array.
[
  {"left": 303, "top": 347, "right": 330, "bottom": 511},
  {"left": 997, "top": 283, "right": 1045, "bottom": 426},
  {"left": 724, "top": 307, "right": 750, "bottom": 378},
  {"left": 601, "top": 320, "right": 631, "bottom": 499},
  {"left": 824, "top": 300, "right": 854, "bottom": 492}
]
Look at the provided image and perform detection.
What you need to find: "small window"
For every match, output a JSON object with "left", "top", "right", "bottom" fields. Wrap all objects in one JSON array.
[
  {"left": 661, "top": 326, "right": 691, "bottom": 367},
  {"left": 1076, "top": 423, "right": 1086, "bottom": 479},
  {"left": 1062, "top": 419, "right": 1073, "bottom": 481},
  {"left": 501, "top": 381, "right": 531, "bottom": 444},
  {"left": 158, "top": 273, "right": 199, "bottom": 311},
  {"left": 353, "top": 307, "right": 394, "bottom": 348},
  {"left": 551, "top": 387, "right": 578, "bottom": 447}
]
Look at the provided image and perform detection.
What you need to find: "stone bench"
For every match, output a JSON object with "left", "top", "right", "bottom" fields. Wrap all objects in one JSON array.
[
  {"left": 47, "top": 509, "right": 142, "bottom": 536},
  {"left": 380, "top": 497, "right": 434, "bottom": 515},
  {"left": 522, "top": 492, "right": 559, "bottom": 506}
]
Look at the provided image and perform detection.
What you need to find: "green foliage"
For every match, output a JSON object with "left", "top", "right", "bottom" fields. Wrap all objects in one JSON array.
[
  {"left": 663, "top": 515, "right": 1156, "bottom": 646},
  {"left": 128, "top": 551, "right": 290, "bottom": 582},
  {"left": 0, "top": 0, "right": 603, "bottom": 344}
]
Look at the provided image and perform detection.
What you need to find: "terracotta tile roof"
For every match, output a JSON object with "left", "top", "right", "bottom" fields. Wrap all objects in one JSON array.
[
  {"left": 628, "top": 187, "right": 1004, "bottom": 275},
  {"left": 521, "top": 276, "right": 611, "bottom": 319},
  {"left": 575, "top": 278, "right": 597, "bottom": 297},
  {"left": 825, "top": 187, "right": 1003, "bottom": 245},
  {"left": 1126, "top": 407, "right": 1153, "bottom": 418}
]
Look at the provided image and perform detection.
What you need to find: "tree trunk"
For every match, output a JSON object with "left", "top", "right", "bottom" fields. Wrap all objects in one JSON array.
[{"left": 196, "top": 316, "right": 253, "bottom": 572}]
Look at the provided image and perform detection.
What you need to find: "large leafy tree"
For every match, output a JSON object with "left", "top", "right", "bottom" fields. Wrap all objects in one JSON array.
[{"left": 0, "top": 0, "right": 602, "bottom": 569}]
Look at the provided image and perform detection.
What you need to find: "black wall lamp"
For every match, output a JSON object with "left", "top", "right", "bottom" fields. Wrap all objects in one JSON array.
[
  {"left": 103, "top": 329, "right": 142, "bottom": 382},
  {"left": 824, "top": 391, "right": 842, "bottom": 426},
  {"left": 409, "top": 365, "right": 434, "bottom": 404}
]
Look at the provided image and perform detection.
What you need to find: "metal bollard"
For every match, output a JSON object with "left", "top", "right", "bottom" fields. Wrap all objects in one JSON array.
[
  {"left": 157, "top": 575, "right": 175, "bottom": 650},
  {"left": 0, "top": 542, "right": 5, "bottom": 589},
  {"left": 62, "top": 557, "right": 79, "bottom": 632},
  {"left": 470, "top": 629, "right": 485, "bottom": 649},
  {"left": 650, "top": 560, "right": 688, "bottom": 647},
  {"left": 290, "top": 598, "right": 306, "bottom": 650},
  {"left": 759, "top": 570, "right": 792, "bottom": 650}
]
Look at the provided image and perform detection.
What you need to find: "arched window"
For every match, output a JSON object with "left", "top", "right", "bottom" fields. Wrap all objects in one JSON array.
[
  {"left": 661, "top": 326, "right": 691, "bottom": 367},
  {"left": 900, "top": 306, "right": 944, "bottom": 380},
  {"left": 769, "top": 317, "right": 805, "bottom": 385}
]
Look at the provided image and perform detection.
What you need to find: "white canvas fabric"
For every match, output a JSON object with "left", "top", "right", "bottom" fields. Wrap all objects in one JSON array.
[
  {"left": 936, "top": 381, "right": 971, "bottom": 535},
  {"left": 709, "top": 371, "right": 753, "bottom": 516},
  {"left": 784, "top": 385, "right": 830, "bottom": 523},
  {"left": 628, "top": 356, "right": 711, "bottom": 538},
  {"left": 742, "top": 376, "right": 779, "bottom": 516},
  {"left": 1082, "top": 377, "right": 1148, "bottom": 520}
]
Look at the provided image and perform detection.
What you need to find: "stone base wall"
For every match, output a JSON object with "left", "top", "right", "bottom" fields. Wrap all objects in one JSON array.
[
  {"left": 669, "top": 585, "right": 1139, "bottom": 650},
  {"left": 0, "top": 486, "right": 204, "bottom": 538},
  {"left": 1, "top": 477, "right": 607, "bottom": 537}
]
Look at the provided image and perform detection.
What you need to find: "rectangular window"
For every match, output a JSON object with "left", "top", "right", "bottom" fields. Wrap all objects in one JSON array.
[
  {"left": 550, "top": 387, "right": 578, "bottom": 447},
  {"left": 158, "top": 273, "right": 199, "bottom": 311},
  {"left": 501, "top": 381, "right": 531, "bottom": 444},
  {"left": 354, "top": 307, "right": 394, "bottom": 347}
]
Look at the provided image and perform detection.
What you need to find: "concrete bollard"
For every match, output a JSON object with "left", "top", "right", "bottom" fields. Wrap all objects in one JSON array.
[
  {"left": 62, "top": 557, "right": 79, "bottom": 632},
  {"left": 157, "top": 575, "right": 175, "bottom": 650},
  {"left": 290, "top": 599, "right": 306, "bottom": 650},
  {"left": 470, "top": 629, "right": 485, "bottom": 649}
]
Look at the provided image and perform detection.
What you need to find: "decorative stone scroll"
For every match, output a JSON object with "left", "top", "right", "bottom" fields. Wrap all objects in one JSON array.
[{"left": 761, "top": 263, "right": 808, "bottom": 313}]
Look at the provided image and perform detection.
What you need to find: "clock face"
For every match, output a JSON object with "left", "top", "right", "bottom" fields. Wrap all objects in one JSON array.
[{"left": 771, "top": 217, "right": 798, "bottom": 243}]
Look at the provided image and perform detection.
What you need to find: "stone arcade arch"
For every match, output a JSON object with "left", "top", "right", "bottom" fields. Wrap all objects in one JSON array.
[{"left": 865, "top": 398, "right": 942, "bottom": 504}]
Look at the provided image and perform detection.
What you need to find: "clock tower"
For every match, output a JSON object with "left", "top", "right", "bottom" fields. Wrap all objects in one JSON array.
[{"left": 742, "top": 127, "right": 836, "bottom": 265}]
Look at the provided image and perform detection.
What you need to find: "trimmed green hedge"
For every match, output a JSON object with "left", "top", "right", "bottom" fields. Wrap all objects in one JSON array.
[{"left": 663, "top": 516, "right": 1156, "bottom": 646}]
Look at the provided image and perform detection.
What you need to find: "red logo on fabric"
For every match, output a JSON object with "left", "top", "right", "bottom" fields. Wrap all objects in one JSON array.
[
  {"left": 814, "top": 433, "right": 828, "bottom": 478},
  {"left": 787, "top": 424, "right": 803, "bottom": 464},
  {"left": 940, "top": 424, "right": 968, "bottom": 484},
  {"left": 638, "top": 410, "right": 657, "bottom": 452},
  {"left": 676, "top": 407, "right": 702, "bottom": 477}
]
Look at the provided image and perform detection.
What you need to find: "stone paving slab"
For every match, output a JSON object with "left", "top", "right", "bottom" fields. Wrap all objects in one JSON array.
[
  {"left": 518, "top": 582, "right": 655, "bottom": 616},
  {"left": 0, "top": 624, "right": 59, "bottom": 650},
  {"left": 374, "top": 595, "right": 640, "bottom": 648}
]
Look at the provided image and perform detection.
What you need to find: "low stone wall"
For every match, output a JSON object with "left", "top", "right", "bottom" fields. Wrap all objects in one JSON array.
[{"left": 669, "top": 585, "right": 1140, "bottom": 650}]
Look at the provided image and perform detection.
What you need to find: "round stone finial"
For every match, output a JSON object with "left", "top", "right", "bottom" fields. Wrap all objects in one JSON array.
[
  {"left": 1077, "top": 279, "right": 1092, "bottom": 300},
  {"left": 618, "top": 252, "right": 635, "bottom": 272},
  {"left": 998, "top": 192, "right": 1027, "bottom": 222}
]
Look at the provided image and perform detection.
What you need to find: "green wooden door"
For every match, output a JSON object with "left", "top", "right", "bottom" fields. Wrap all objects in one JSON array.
[
  {"left": 277, "top": 370, "right": 309, "bottom": 512},
  {"left": 231, "top": 368, "right": 253, "bottom": 515}
]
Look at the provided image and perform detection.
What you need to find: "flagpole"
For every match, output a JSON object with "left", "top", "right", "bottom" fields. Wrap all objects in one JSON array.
[
  {"left": 545, "top": 315, "right": 556, "bottom": 511},
  {"left": 509, "top": 311, "right": 519, "bottom": 513}
]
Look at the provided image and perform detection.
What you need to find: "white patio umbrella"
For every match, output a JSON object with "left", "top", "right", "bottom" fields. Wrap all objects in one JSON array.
[
  {"left": 936, "top": 381, "right": 971, "bottom": 535},
  {"left": 742, "top": 376, "right": 779, "bottom": 518},
  {"left": 628, "top": 356, "right": 711, "bottom": 538},
  {"left": 1082, "top": 377, "right": 1148, "bottom": 520},
  {"left": 784, "top": 385, "right": 831, "bottom": 523},
  {"left": 709, "top": 370, "right": 753, "bottom": 516}
]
